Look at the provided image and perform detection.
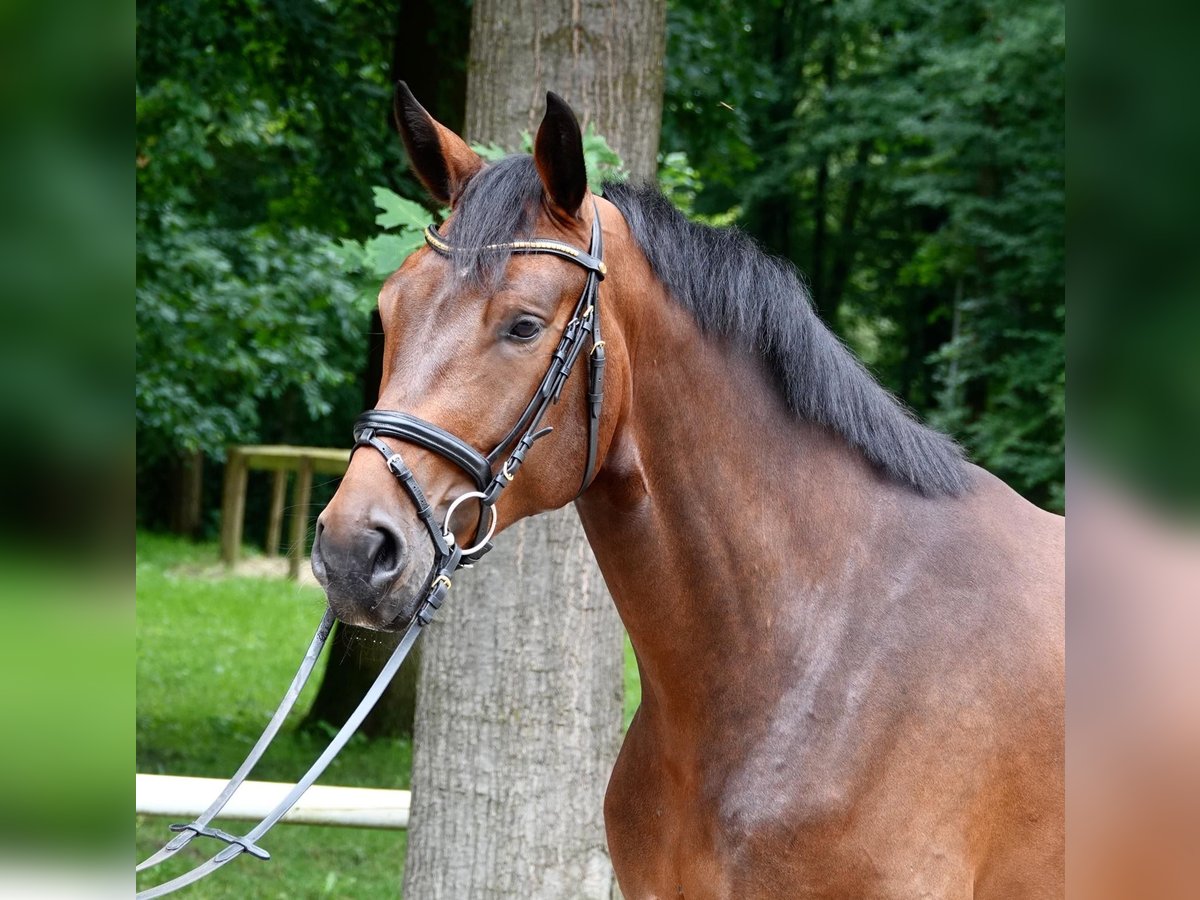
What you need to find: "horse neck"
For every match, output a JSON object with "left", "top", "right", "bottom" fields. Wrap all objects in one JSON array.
[{"left": 576, "top": 268, "right": 910, "bottom": 735}]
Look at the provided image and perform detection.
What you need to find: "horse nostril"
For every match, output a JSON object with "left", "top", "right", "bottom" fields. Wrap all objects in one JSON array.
[
  {"left": 310, "top": 519, "right": 328, "bottom": 580},
  {"left": 311, "top": 514, "right": 407, "bottom": 597},
  {"left": 370, "top": 523, "right": 406, "bottom": 582}
]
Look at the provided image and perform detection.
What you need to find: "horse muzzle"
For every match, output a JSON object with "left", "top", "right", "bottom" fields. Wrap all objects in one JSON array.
[{"left": 311, "top": 509, "right": 433, "bottom": 630}]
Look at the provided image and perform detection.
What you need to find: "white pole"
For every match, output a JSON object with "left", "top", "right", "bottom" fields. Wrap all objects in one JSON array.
[{"left": 135, "top": 774, "right": 410, "bottom": 830}]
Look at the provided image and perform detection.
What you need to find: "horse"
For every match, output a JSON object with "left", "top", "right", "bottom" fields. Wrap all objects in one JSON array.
[{"left": 312, "top": 86, "right": 1065, "bottom": 899}]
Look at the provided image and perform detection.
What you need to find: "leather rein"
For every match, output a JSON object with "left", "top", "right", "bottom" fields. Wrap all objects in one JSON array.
[{"left": 135, "top": 204, "right": 607, "bottom": 898}]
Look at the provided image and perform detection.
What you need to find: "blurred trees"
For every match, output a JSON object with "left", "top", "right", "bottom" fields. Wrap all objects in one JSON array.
[
  {"left": 663, "top": 0, "right": 1064, "bottom": 509},
  {"left": 136, "top": 0, "right": 1064, "bottom": 526}
]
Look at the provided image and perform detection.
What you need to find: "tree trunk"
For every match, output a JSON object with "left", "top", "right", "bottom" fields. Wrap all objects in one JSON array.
[
  {"left": 404, "top": 512, "right": 624, "bottom": 898},
  {"left": 464, "top": 0, "right": 667, "bottom": 181},
  {"left": 169, "top": 449, "right": 203, "bottom": 537},
  {"left": 404, "top": 5, "right": 664, "bottom": 897}
]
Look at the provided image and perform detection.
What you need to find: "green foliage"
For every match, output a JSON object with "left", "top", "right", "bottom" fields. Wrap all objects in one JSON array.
[
  {"left": 658, "top": 150, "right": 740, "bottom": 226},
  {"left": 623, "top": 635, "right": 641, "bottom": 732},
  {"left": 135, "top": 0, "right": 418, "bottom": 471},
  {"left": 580, "top": 124, "right": 628, "bottom": 191},
  {"left": 661, "top": 1, "right": 764, "bottom": 201},
  {"left": 658, "top": 150, "right": 702, "bottom": 216},
  {"left": 136, "top": 219, "right": 371, "bottom": 462},
  {"left": 363, "top": 232, "right": 424, "bottom": 277},
  {"left": 471, "top": 141, "right": 509, "bottom": 163},
  {"left": 661, "top": 0, "right": 1065, "bottom": 509},
  {"left": 372, "top": 187, "right": 430, "bottom": 233},
  {"left": 333, "top": 187, "right": 431, "bottom": 282},
  {"left": 136, "top": 0, "right": 407, "bottom": 234}
]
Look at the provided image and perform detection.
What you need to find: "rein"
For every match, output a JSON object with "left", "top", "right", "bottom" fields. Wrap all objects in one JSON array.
[{"left": 135, "top": 204, "right": 607, "bottom": 898}]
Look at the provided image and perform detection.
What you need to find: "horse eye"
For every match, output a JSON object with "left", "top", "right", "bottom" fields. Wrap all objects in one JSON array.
[{"left": 507, "top": 317, "right": 543, "bottom": 342}]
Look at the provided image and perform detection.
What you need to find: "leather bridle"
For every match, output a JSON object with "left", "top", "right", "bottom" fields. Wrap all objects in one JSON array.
[
  {"left": 350, "top": 201, "right": 606, "bottom": 623},
  {"left": 135, "top": 204, "right": 608, "bottom": 898}
]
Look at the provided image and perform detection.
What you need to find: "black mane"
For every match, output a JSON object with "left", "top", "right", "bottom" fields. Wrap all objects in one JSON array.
[{"left": 449, "top": 155, "right": 970, "bottom": 497}]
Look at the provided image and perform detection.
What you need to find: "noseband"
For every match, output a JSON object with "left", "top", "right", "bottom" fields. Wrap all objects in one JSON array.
[{"left": 135, "top": 204, "right": 608, "bottom": 897}]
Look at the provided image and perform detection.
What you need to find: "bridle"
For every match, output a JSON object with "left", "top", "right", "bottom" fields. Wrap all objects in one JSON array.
[
  {"left": 135, "top": 203, "right": 608, "bottom": 898},
  {"left": 351, "top": 200, "right": 607, "bottom": 620}
]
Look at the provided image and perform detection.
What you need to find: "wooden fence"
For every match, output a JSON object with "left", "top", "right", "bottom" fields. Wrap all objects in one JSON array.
[
  {"left": 135, "top": 774, "right": 410, "bottom": 830},
  {"left": 220, "top": 445, "right": 348, "bottom": 578}
]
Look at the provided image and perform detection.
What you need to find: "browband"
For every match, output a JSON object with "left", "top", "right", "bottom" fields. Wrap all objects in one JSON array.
[{"left": 423, "top": 224, "right": 607, "bottom": 279}]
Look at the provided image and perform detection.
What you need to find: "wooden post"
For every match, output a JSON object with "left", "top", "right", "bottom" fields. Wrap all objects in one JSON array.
[
  {"left": 265, "top": 470, "right": 289, "bottom": 557},
  {"left": 219, "top": 448, "right": 249, "bottom": 567},
  {"left": 288, "top": 456, "right": 314, "bottom": 580}
]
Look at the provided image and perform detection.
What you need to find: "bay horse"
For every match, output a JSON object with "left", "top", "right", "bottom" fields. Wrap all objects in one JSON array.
[{"left": 312, "top": 87, "right": 1064, "bottom": 898}]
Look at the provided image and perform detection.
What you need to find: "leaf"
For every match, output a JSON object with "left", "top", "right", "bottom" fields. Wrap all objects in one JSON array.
[
  {"left": 372, "top": 187, "right": 428, "bottom": 231},
  {"left": 363, "top": 232, "right": 424, "bottom": 276},
  {"left": 470, "top": 141, "right": 508, "bottom": 162},
  {"left": 328, "top": 238, "right": 366, "bottom": 272},
  {"left": 580, "top": 124, "right": 627, "bottom": 191}
]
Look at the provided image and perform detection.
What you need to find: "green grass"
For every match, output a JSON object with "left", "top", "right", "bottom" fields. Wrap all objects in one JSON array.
[
  {"left": 136, "top": 532, "right": 410, "bottom": 898},
  {"left": 623, "top": 635, "right": 641, "bottom": 731},
  {"left": 136, "top": 531, "right": 641, "bottom": 898}
]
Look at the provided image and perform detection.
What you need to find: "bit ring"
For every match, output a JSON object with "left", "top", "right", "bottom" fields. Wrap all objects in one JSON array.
[{"left": 442, "top": 491, "right": 498, "bottom": 555}]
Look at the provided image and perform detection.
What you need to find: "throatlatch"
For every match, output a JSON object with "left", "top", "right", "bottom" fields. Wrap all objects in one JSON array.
[{"left": 135, "top": 203, "right": 607, "bottom": 898}]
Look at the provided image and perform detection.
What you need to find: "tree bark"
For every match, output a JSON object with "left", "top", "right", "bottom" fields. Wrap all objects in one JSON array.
[
  {"left": 169, "top": 449, "right": 203, "bottom": 537},
  {"left": 464, "top": 0, "right": 667, "bottom": 181},
  {"left": 404, "top": 5, "right": 664, "bottom": 897},
  {"left": 404, "top": 512, "right": 624, "bottom": 898}
]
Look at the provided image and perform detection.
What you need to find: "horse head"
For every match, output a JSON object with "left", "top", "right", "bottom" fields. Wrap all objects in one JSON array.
[{"left": 312, "top": 85, "right": 629, "bottom": 630}]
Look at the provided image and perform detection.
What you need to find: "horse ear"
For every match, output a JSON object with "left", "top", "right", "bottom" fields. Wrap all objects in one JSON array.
[
  {"left": 393, "top": 81, "right": 482, "bottom": 205},
  {"left": 534, "top": 92, "right": 588, "bottom": 220}
]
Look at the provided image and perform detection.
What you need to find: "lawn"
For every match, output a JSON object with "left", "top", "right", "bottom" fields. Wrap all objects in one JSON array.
[{"left": 135, "top": 532, "right": 639, "bottom": 898}]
